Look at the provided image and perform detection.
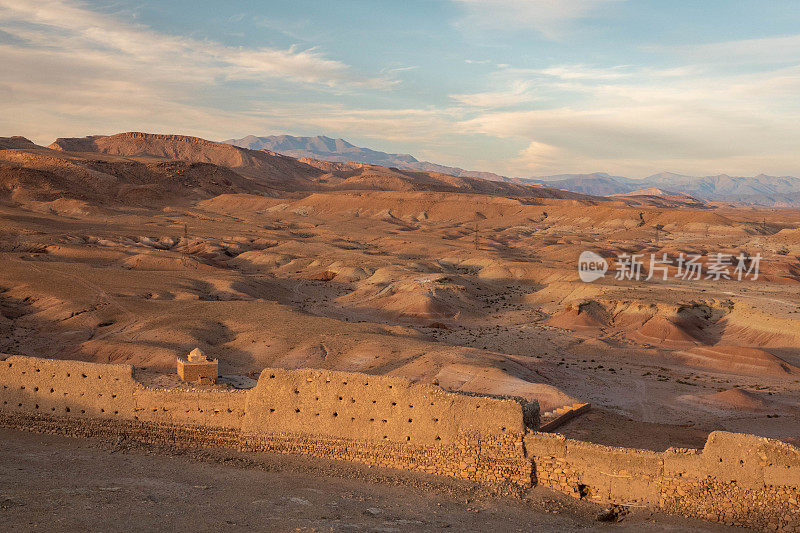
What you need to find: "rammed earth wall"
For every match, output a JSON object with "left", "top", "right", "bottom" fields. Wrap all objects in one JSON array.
[
  {"left": 1, "top": 354, "right": 799, "bottom": 531},
  {"left": 0, "top": 355, "right": 532, "bottom": 486}
]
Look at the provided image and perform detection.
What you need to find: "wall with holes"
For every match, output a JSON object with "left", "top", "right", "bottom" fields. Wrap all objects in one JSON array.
[
  {"left": 525, "top": 430, "right": 800, "bottom": 531},
  {"left": 0, "top": 355, "right": 532, "bottom": 486},
  {"left": 0, "top": 355, "right": 138, "bottom": 418},
  {"left": 0, "top": 355, "right": 247, "bottom": 428},
  {"left": 242, "top": 368, "right": 525, "bottom": 446}
]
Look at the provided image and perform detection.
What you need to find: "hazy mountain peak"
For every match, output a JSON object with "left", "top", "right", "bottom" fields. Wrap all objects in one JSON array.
[
  {"left": 533, "top": 170, "right": 800, "bottom": 206},
  {"left": 222, "top": 134, "right": 507, "bottom": 182}
]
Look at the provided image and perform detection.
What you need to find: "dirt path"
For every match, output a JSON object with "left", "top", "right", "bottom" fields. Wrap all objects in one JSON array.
[{"left": 0, "top": 428, "right": 741, "bottom": 532}]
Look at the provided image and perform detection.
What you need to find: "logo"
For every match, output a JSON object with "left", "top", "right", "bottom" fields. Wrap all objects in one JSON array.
[
  {"left": 578, "top": 251, "right": 608, "bottom": 282},
  {"left": 577, "top": 251, "right": 761, "bottom": 283}
]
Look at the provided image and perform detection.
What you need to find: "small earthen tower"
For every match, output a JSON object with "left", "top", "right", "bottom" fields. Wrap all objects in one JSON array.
[{"left": 177, "top": 348, "right": 218, "bottom": 384}]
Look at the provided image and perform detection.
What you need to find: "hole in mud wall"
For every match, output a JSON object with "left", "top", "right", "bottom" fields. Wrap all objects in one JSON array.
[{"left": 577, "top": 484, "right": 590, "bottom": 499}]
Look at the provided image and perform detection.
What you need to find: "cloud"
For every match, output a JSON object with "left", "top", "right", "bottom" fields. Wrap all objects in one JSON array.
[
  {"left": 663, "top": 34, "right": 800, "bottom": 66},
  {"left": 0, "top": 0, "right": 387, "bottom": 88},
  {"left": 0, "top": 0, "right": 397, "bottom": 144},
  {"left": 456, "top": 62, "right": 800, "bottom": 176},
  {"left": 534, "top": 64, "right": 634, "bottom": 80},
  {"left": 450, "top": 80, "right": 538, "bottom": 108},
  {"left": 245, "top": 105, "right": 462, "bottom": 144},
  {"left": 452, "top": 0, "right": 624, "bottom": 40},
  {"left": 512, "top": 141, "right": 564, "bottom": 172},
  {"left": 450, "top": 62, "right": 649, "bottom": 108}
]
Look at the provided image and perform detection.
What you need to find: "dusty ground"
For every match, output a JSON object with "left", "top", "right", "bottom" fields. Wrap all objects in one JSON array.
[{"left": 0, "top": 428, "right": 740, "bottom": 532}]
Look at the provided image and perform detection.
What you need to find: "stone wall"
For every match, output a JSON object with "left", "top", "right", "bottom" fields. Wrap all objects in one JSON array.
[
  {"left": 525, "top": 431, "right": 800, "bottom": 531},
  {"left": 2, "top": 354, "right": 799, "bottom": 530}
]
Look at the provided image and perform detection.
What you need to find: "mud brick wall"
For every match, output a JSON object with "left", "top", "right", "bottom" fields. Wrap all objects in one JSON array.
[
  {"left": 526, "top": 431, "right": 800, "bottom": 531},
  {"left": 0, "top": 355, "right": 247, "bottom": 428},
  {"left": 242, "top": 368, "right": 527, "bottom": 446},
  {"left": 0, "top": 355, "right": 533, "bottom": 486}
]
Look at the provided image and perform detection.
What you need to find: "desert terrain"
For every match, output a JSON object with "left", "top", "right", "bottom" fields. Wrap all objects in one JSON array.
[{"left": 2, "top": 132, "right": 799, "bottom": 451}]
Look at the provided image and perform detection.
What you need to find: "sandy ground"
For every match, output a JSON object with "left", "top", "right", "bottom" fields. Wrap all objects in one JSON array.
[{"left": 0, "top": 428, "right": 741, "bottom": 532}]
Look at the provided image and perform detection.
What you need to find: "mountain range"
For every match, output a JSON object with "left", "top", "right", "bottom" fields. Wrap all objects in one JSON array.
[
  {"left": 223, "top": 135, "right": 507, "bottom": 182},
  {"left": 225, "top": 135, "right": 800, "bottom": 206},
  {"left": 521, "top": 172, "right": 800, "bottom": 206},
  {"left": 0, "top": 132, "right": 589, "bottom": 212}
]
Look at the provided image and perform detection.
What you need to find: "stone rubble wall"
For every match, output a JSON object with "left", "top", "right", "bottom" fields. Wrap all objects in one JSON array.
[
  {"left": 2, "top": 354, "right": 799, "bottom": 530},
  {"left": 525, "top": 431, "right": 800, "bottom": 531}
]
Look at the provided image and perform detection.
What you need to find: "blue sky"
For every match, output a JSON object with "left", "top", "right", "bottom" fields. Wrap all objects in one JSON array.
[{"left": 2, "top": 0, "right": 800, "bottom": 177}]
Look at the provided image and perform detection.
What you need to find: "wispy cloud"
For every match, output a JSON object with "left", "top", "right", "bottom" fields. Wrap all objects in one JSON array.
[
  {"left": 452, "top": 0, "right": 625, "bottom": 40},
  {"left": 0, "top": 0, "right": 388, "bottom": 88},
  {"left": 512, "top": 141, "right": 564, "bottom": 172},
  {"left": 662, "top": 34, "right": 800, "bottom": 66},
  {"left": 450, "top": 80, "right": 538, "bottom": 108},
  {"left": 455, "top": 60, "right": 800, "bottom": 176},
  {"left": 246, "top": 105, "right": 461, "bottom": 144}
]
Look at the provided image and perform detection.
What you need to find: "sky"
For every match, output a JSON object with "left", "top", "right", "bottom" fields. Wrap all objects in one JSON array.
[{"left": 2, "top": 0, "right": 800, "bottom": 178}]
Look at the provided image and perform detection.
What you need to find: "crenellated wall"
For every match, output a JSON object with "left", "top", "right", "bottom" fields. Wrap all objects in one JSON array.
[{"left": 1, "top": 354, "right": 799, "bottom": 531}]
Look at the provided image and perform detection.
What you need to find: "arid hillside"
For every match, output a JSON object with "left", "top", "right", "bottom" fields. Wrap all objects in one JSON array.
[
  {"left": 1, "top": 131, "right": 799, "bottom": 450},
  {"left": 44, "top": 132, "right": 592, "bottom": 199}
]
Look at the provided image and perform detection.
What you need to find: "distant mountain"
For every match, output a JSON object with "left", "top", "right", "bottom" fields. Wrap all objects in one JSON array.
[
  {"left": 610, "top": 188, "right": 707, "bottom": 208},
  {"left": 223, "top": 134, "right": 507, "bottom": 182},
  {"left": 222, "top": 134, "right": 800, "bottom": 206},
  {"left": 525, "top": 172, "right": 800, "bottom": 207},
  {"left": 0, "top": 132, "right": 592, "bottom": 204},
  {"left": 517, "top": 173, "right": 639, "bottom": 196}
]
